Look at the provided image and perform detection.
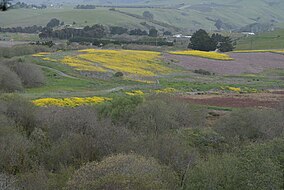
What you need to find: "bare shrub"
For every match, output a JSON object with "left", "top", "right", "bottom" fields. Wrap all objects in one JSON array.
[
  {"left": 0, "top": 65, "right": 23, "bottom": 92},
  {"left": 66, "top": 154, "right": 179, "bottom": 190},
  {"left": 0, "top": 133, "right": 33, "bottom": 174},
  {"left": 11, "top": 62, "right": 45, "bottom": 88},
  {"left": 17, "top": 168, "right": 48, "bottom": 190},
  {"left": 0, "top": 45, "right": 50, "bottom": 58},
  {"left": 135, "top": 132, "right": 197, "bottom": 178},
  {"left": 0, "top": 173, "right": 18, "bottom": 190},
  {"left": 128, "top": 96, "right": 206, "bottom": 135},
  {"left": 36, "top": 106, "right": 135, "bottom": 170},
  {"left": 4, "top": 96, "right": 37, "bottom": 135},
  {"left": 214, "top": 109, "right": 284, "bottom": 142}
]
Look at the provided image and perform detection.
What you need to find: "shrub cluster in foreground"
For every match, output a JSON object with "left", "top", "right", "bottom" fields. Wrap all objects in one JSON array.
[
  {"left": 0, "top": 94, "right": 284, "bottom": 189},
  {"left": 0, "top": 59, "right": 44, "bottom": 92}
]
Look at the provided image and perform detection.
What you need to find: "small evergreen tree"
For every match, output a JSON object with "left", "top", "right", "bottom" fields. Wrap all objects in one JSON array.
[
  {"left": 46, "top": 18, "right": 60, "bottom": 28},
  {"left": 149, "top": 28, "right": 158, "bottom": 37},
  {"left": 143, "top": 11, "right": 154, "bottom": 20}
]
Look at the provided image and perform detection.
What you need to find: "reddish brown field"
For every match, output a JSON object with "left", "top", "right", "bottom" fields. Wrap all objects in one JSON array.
[
  {"left": 165, "top": 52, "right": 284, "bottom": 75},
  {"left": 181, "top": 92, "right": 284, "bottom": 108}
]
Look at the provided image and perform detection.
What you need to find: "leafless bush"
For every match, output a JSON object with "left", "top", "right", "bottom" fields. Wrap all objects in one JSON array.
[
  {"left": 214, "top": 109, "right": 284, "bottom": 142},
  {"left": 0, "top": 133, "right": 33, "bottom": 174},
  {"left": 66, "top": 154, "right": 179, "bottom": 190},
  {"left": 17, "top": 168, "right": 48, "bottom": 190},
  {"left": 0, "top": 65, "right": 23, "bottom": 92},
  {"left": 0, "top": 45, "right": 50, "bottom": 58},
  {"left": 128, "top": 96, "right": 206, "bottom": 135},
  {"left": 11, "top": 62, "right": 45, "bottom": 88},
  {"left": 0, "top": 173, "right": 19, "bottom": 190},
  {"left": 36, "top": 106, "right": 135, "bottom": 170},
  {"left": 4, "top": 96, "right": 37, "bottom": 135}
]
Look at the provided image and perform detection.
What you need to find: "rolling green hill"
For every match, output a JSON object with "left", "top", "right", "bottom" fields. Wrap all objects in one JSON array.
[
  {"left": 1, "top": 0, "right": 284, "bottom": 32},
  {"left": 236, "top": 29, "right": 284, "bottom": 50}
]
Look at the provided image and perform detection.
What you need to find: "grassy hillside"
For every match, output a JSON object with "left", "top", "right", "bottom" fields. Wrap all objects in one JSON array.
[
  {"left": 1, "top": 0, "right": 284, "bottom": 31},
  {"left": 0, "top": 7, "right": 149, "bottom": 28},
  {"left": 236, "top": 29, "right": 284, "bottom": 50}
]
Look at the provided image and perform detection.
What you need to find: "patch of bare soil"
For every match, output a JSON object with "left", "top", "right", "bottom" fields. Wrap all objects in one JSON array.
[
  {"left": 165, "top": 52, "right": 284, "bottom": 75},
  {"left": 180, "top": 92, "right": 284, "bottom": 108}
]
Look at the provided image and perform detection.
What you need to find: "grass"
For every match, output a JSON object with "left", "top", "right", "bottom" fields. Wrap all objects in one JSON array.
[
  {"left": 0, "top": 32, "right": 40, "bottom": 41},
  {"left": 233, "top": 49, "right": 284, "bottom": 53},
  {"left": 236, "top": 29, "right": 284, "bottom": 50},
  {"left": 0, "top": 7, "right": 146, "bottom": 28},
  {"left": 16, "top": 47, "right": 284, "bottom": 107},
  {"left": 1, "top": 1, "right": 284, "bottom": 31}
]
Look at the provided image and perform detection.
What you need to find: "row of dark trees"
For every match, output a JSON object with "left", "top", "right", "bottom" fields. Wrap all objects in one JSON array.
[
  {"left": 12, "top": 2, "right": 47, "bottom": 9},
  {"left": 0, "top": 25, "right": 43, "bottom": 34},
  {"left": 74, "top": 4, "right": 96, "bottom": 9},
  {"left": 0, "top": 18, "right": 63, "bottom": 34},
  {"left": 189, "top": 29, "right": 235, "bottom": 52},
  {"left": 39, "top": 24, "right": 160, "bottom": 40}
]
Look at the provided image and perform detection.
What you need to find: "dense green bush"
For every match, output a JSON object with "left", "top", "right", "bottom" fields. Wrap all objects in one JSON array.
[
  {"left": 184, "top": 153, "right": 282, "bottom": 190},
  {"left": 98, "top": 95, "right": 143, "bottom": 123}
]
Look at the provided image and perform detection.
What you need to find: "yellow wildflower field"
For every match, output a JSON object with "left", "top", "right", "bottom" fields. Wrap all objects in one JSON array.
[
  {"left": 226, "top": 86, "right": 241, "bottom": 92},
  {"left": 61, "top": 56, "right": 106, "bottom": 72},
  {"left": 169, "top": 50, "right": 234, "bottom": 60},
  {"left": 77, "top": 49, "right": 174, "bottom": 76},
  {"left": 155, "top": 88, "right": 177, "bottom": 94},
  {"left": 33, "top": 96, "right": 112, "bottom": 107},
  {"left": 42, "top": 57, "right": 57, "bottom": 62},
  {"left": 32, "top": 52, "right": 51, "bottom": 57},
  {"left": 125, "top": 90, "right": 144, "bottom": 96}
]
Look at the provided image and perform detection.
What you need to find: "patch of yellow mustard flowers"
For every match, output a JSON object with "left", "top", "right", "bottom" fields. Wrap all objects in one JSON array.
[
  {"left": 77, "top": 49, "right": 174, "bottom": 76},
  {"left": 42, "top": 57, "right": 57, "bottom": 62},
  {"left": 227, "top": 86, "right": 241, "bottom": 92},
  {"left": 155, "top": 88, "right": 177, "bottom": 93},
  {"left": 61, "top": 56, "right": 106, "bottom": 72},
  {"left": 32, "top": 52, "right": 51, "bottom": 57},
  {"left": 125, "top": 90, "right": 144, "bottom": 96},
  {"left": 221, "top": 86, "right": 258, "bottom": 93},
  {"left": 233, "top": 49, "right": 284, "bottom": 53},
  {"left": 169, "top": 50, "right": 234, "bottom": 60},
  {"left": 33, "top": 96, "right": 112, "bottom": 107}
]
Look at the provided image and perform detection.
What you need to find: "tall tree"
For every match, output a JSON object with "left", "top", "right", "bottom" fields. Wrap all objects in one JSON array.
[
  {"left": 211, "top": 33, "right": 234, "bottom": 52},
  {"left": 46, "top": 18, "right": 60, "bottom": 28},
  {"left": 149, "top": 28, "right": 158, "bottom": 37},
  {"left": 143, "top": 11, "right": 154, "bottom": 20},
  {"left": 188, "top": 29, "right": 216, "bottom": 51}
]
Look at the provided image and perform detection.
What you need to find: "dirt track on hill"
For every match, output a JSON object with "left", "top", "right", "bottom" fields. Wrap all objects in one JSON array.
[{"left": 165, "top": 52, "right": 284, "bottom": 75}]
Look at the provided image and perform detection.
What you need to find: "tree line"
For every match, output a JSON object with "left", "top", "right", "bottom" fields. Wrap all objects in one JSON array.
[
  {"left": 74, "top": 4, "right": 96, "bottom": 9},
  {"left": 189, "top": 29, "right": 235, "bottom": 52}
]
